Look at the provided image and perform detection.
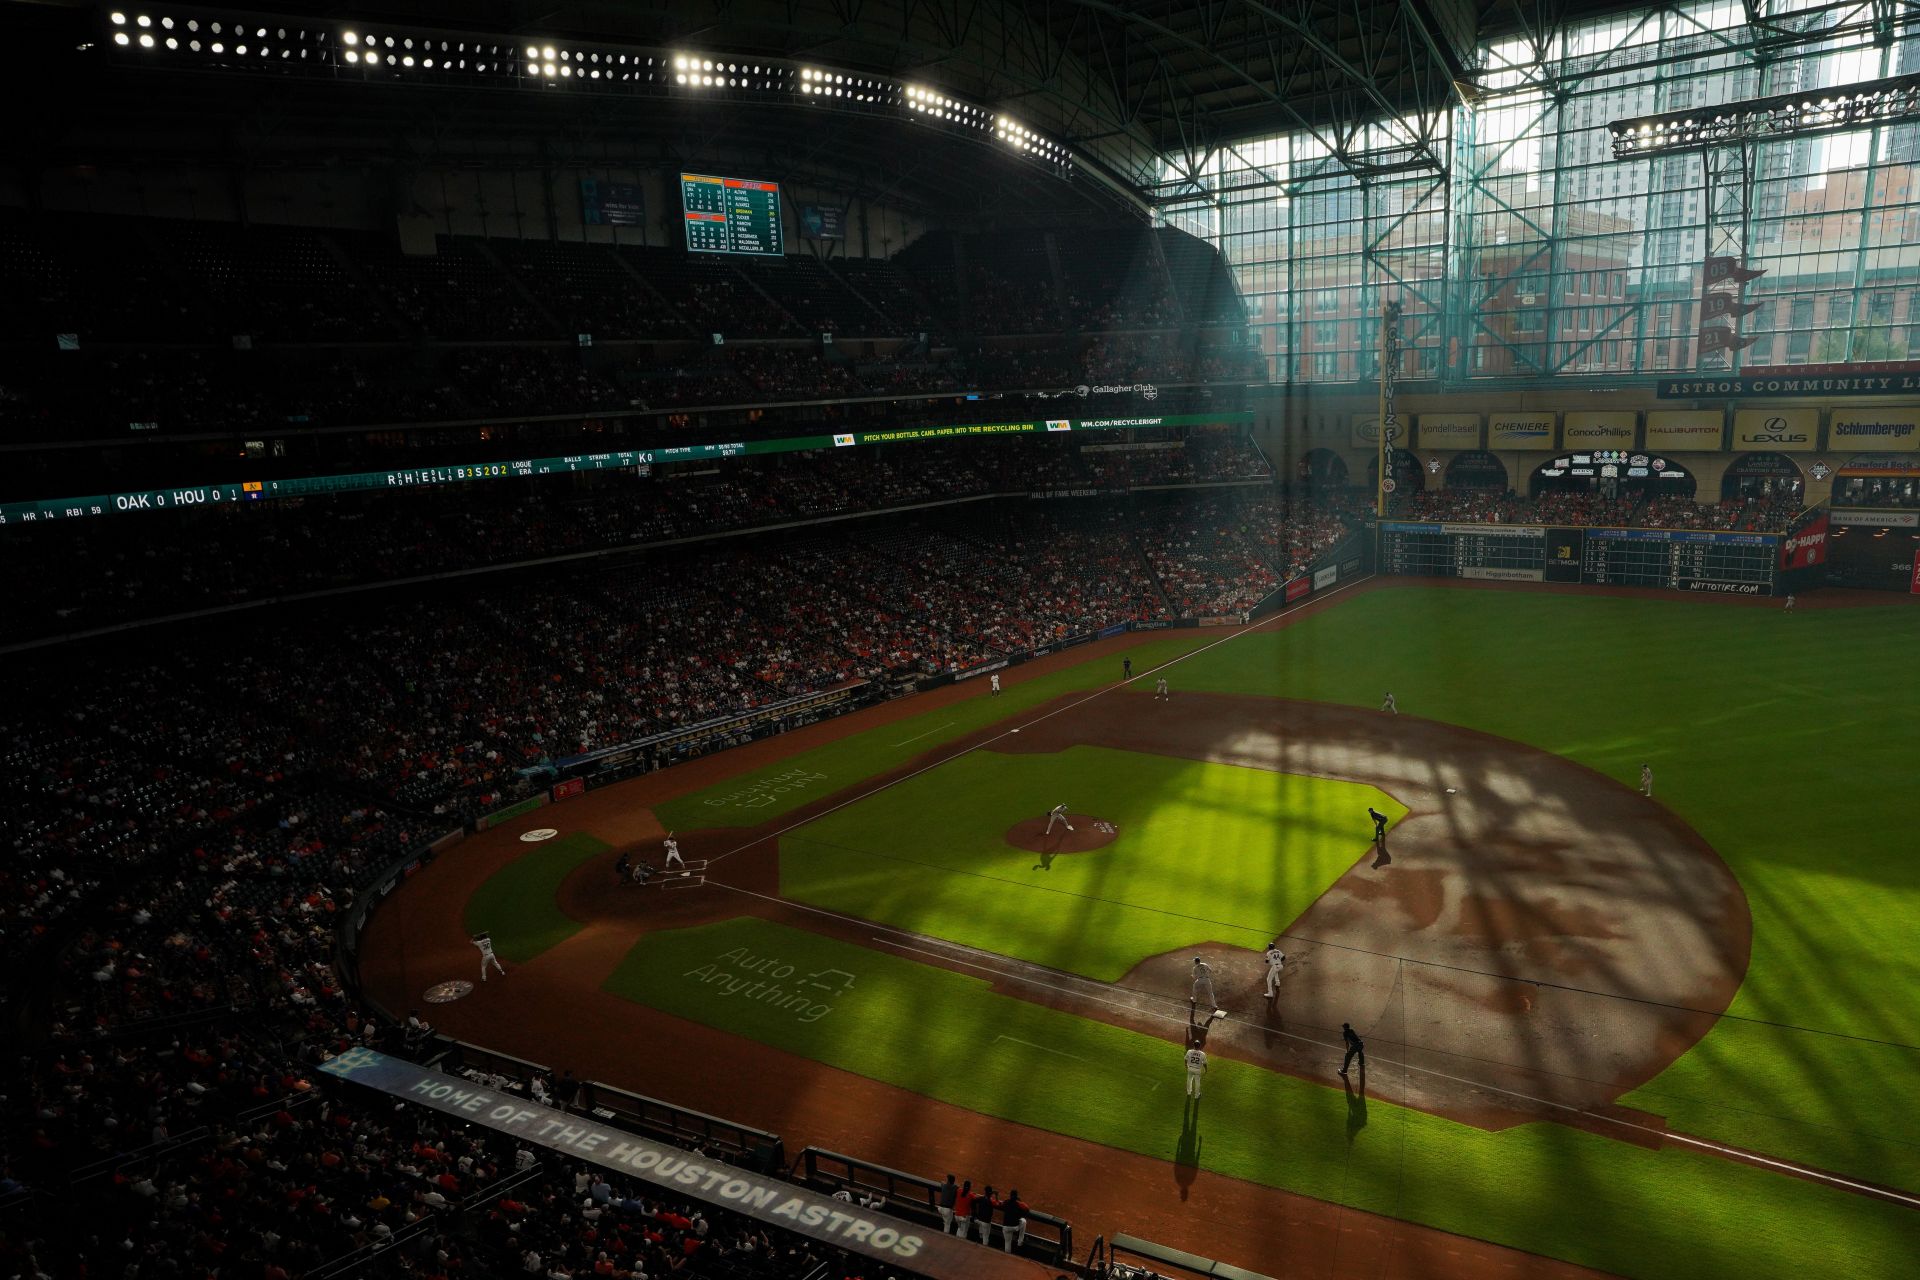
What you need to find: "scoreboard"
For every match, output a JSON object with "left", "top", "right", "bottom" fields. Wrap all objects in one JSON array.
[
  {"left": 1381, "top": 522, "right": 1779, "bottom": 595},
  {"left": 680, "top": 173, "right": 783, "bottom": 256}
]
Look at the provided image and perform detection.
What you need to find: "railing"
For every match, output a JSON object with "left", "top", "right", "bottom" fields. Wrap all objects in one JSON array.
[
  {"left": 796, "top": 1146, "right": 1072, "bottom": 1268},
  {"left": 1102, "top": 1232, "right": 1277, "bottom": 1280}
]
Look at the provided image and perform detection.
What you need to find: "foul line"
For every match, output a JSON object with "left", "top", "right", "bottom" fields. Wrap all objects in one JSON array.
[
  {"left": 991, "top": 1035, "right": 1162, "bottom": 1091},
  {"left": 890, "top": 720, "right": 956, "bottom": 748},
  {"left": 702, "top": 881, "right": 1920, "bottom": 1211},
  {"left": 701, "top": 574, "right": 1375, "bottom": 874}
]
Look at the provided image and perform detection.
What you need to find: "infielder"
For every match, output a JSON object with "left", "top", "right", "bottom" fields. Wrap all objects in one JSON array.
[
  {"left": 1044, "top": 803, "right": 1075, "bottom": 835},
  {"left": 1640, "top": 763, "right": 1653, "bottom": 797},
  {"left": 663, "top": 835, "right": 684, "bottom": 869},
  {"left": 472, "top": 931, "right": 506, "bottom": 981},
  {"left": 1184, "top": 1044, "right": 1208, "bottom": 1098},
  {"left": 1368, "top": 806, "right": 1389, "bottom": 849},
  {"left": 1263, "top": 942, "right": 1287, "bottom": 998},
  {"left": 1190, "top": 956, "right": 1217, "bottom": 1012},
  {"left": 989, "top": 673, "right": 1001, "bottom": 695},
  {"left": 1154, "top": 677, "right": 1169, "bottom": 700},
  {"left": 1381, "top": 691, "right": 1398, "bottom": 714}
]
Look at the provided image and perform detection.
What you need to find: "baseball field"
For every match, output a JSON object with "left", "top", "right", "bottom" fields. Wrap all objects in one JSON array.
[{"left": 369, "top": 582, "right": 1920, "bottom": 1280}]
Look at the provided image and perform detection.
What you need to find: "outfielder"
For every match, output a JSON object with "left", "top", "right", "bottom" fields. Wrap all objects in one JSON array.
[
  {"left": 1044, "top": 803, "right": 1075, "bottom": 835},
  {"left": 472, "top": 931, "right": 506, "bottom": 981},
  {"left": 1784, "top": 593, "right": 1796, "bottom": 612},
  {"left": 663, "top": 835, "right": 684, "bottom": 869},
  {"left": 1263, "top": 942, "right": 1287, "bottom": 998},
  {"left": 1184, "top": 1044, "right": 1208, "bottom": 1098},
  {"left": 1381, "top": 691, "right": 1398, "bottom": 714}
]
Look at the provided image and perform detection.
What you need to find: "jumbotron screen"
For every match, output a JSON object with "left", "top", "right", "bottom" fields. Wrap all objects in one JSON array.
[{"left": 680, "top": 173, "right": 784, "bottom": 256}]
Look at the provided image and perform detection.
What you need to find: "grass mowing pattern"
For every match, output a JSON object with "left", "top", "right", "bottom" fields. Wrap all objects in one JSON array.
[
  {"left": 606, "top": 917, "right": 1920, "bottom": 1280},
  {"left": 1160, "top": 587, "right": 1920, "bottom": 1193},
  {"left": 463, "top": 831, "right": 610, "bottom": 964},
  {"left": 781, "top": 745, "right": 1402, "bottom": 980},
  {"left": 654, "top": 634, "right": 1222, "bottom": 831}
]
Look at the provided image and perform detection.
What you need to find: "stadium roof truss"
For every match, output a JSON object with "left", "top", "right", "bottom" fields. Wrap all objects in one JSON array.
[{"left": 67, "top": 0, "right": 1484, "bottom": 213}]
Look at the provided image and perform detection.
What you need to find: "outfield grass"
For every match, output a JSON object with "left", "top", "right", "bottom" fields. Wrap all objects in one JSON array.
[
  {"left": 653, "top": 633, "right": 1222, "bottom": 830},
  {"left": 780, "top": 745, "right": 1402, "bottom": 979},
  {"left": 1157, "top": 588, "right": 1920, "bottom": 1192},
  {"left": 605, "top": 917, "right": 1920, "bottom": 1280},
  {"left": 464, "top": 831, "right": 609, "bottom": 963}
]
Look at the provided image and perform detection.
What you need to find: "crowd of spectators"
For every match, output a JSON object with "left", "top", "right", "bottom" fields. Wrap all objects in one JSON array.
[
  {"left": 0, "top": 436, "right": 1275, "bottom": 642},
  {"left": 1387, "top": 486, "right": 1800, "bottom": 533},
  {"left": 1, "top": 477, "right": 1355, "bottom": 1279}
]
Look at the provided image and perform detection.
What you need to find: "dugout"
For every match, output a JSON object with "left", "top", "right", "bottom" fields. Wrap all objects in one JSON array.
[{"left": 796, "top": 1147, "right": 1073, "bottom": 1267}]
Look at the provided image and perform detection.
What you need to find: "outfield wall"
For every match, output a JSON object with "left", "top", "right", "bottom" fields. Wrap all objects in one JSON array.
[{"left": 1379, "top": 522, "right": 1783, "bottom": 596}]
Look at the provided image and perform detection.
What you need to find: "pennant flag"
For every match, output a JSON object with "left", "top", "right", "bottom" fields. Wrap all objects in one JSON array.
[
  {"left": 1701, "top": 292, "right": 1763, "bottom": 321},
  {"left": 1697, "top": 324, "right": 1759, "bottom": 354},
  {"left": 1705, "top": 255, "right": 1768, "bottom": 285}
]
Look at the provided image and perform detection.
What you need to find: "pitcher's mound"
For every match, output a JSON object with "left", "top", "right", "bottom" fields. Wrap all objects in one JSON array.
[{"left": 1004, "top": 815, "right": 1118, "bottom": 854}]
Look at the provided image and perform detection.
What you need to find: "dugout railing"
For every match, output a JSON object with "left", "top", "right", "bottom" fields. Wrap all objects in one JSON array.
[
  {"left": 1084, "top": 1232, "right": 1278, "bottom": 1280},
  {"left": 795, "top": 1145, "right": 1073, "bottom": 1268}
]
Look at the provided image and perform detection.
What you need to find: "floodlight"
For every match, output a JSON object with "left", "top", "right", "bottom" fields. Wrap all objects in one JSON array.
[
  {"left": 110, "top": 11, "right": 126, "bottom": 23},
  {"left": 139, "top": 32, "right": 153, "bottom": 46},
  {"left": 113, "top": 31, "right": 129, "bottom": 44},
  {"left": 136, "top": 14, "right": 150, "bottom": 26}
]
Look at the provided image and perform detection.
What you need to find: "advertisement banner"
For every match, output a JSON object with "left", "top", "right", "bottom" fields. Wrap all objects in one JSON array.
[
  {"left": 799, "top": 205, "right": 846, "bottom": 239},
  {"left": 1314, "top": 565, "right": 1338, "bottom": 590},
  {"left": 1488, "top": 413, "right": 1556, "bottom": 451},
  {"left": 1285, "top": 577, "right": 1312, "bottom": 602},
  {"left": 1644, "top": 410, "right": 1725, "bottom": 452},
  {"left": 1913, "top": 551, "right": 1920, "bottom": 595},
  {"left": 551, "top": 777, "right": 587, "bottom": 803},
  {"left": 1415, "top": 413, "right": 1482, "bottom": 450},
  {"left": 580, "top": 179, "right": 645, "bottom": 227},
  {"left": 1828, "top": 407, "right": 1920, "bottom": 452},
  {"left": 1197, "top": 615, "right": 1241, "bottom": 627},
  {"left": 475, "top": 793, "right": 550, "bottom": 832},
  {"left": 1732, "top": 409, "right": 1817, "bottom": 452},
  {"left": 1779, "top": 513, "right": 1830, "bottom": 570},
  {"left": 1560, "top": 411, "right": 1636, "bottom": 449},
  {"left": 1097, "top": 622, "right": 1129, "bottom": 639},
  {"left": 1658, "top": 370, "right": 1920, "bottom": 398},
  {"left": 1462, "top": 567, "right": 1545, "bottom": 582},
  {"left": 1351, "top": 416, "right": 1381, "bottom": 449},
  {"left": 316, "top": 1050, "right": 989, "bottom": 1275},
  {"left": 1834, "top": 509, "right": 1919, "bottom": 527}
]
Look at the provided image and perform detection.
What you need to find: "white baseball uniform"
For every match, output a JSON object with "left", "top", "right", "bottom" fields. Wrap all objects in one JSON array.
[
  {"left": 1381, "top": 692, "right": 1397, "bottom": 714},
  {"left": 1190, "top": 958, "right": 1216, "bottom": 1010},
  {"left": 473, "top": 935, "right": 505, "bottom": 980},
  {"left": 1044, "top": 803, "right": 1074, "bottom": 835},
  {"left": 1155, "top": 678, "right": 1168, "bottom": 699},
  {"left": 664, "top": 837, "right": 684, "bottom": 869},
  {"left": 989, "top": 673, "right": 1001, "bottom": 695},
  {"left": 1263, "top": 946, "right": 1286, "bottom": 997},
  {"left": 1184, "top": 1047, "right": 1207, "bottom": 1098},
  {"left": 1640, "top": 765, "right": 1653, "bottom": 797}
]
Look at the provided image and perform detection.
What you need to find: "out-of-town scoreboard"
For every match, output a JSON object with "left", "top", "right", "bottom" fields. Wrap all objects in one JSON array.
[{"left": 680, "top": 173, "right": 783, "bottom": 256}]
